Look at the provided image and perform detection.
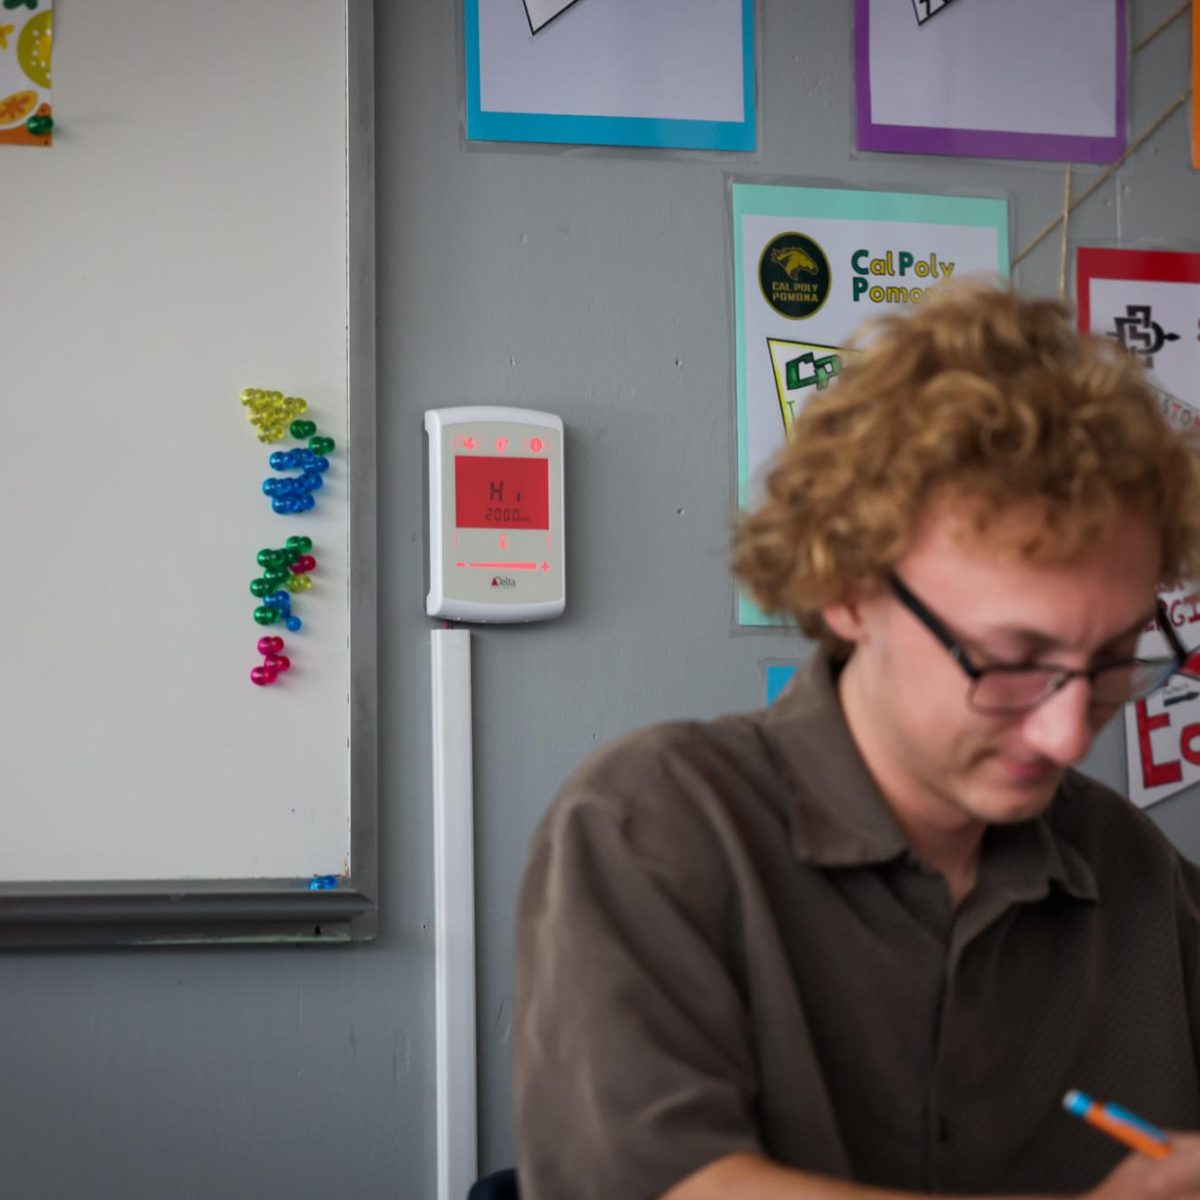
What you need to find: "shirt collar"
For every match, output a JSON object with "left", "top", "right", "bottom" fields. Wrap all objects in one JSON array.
[{"left": 758, "top": 649, "right": 1098, "bottom": 903}]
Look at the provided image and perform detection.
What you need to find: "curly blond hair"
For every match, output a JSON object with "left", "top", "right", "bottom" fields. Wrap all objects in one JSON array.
[{"left": 732, "top": 279, "right": 1200, "bottom": 652}]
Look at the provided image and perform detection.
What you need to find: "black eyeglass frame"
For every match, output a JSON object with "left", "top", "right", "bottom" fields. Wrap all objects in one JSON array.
[{"left": 887, "top": 572, "right": 1189, "bottom": 713}]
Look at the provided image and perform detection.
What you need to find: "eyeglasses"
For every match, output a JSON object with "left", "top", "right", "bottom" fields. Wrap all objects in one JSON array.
[{"left": 888, "top": 573, "right": 1189, "bottom": 714}]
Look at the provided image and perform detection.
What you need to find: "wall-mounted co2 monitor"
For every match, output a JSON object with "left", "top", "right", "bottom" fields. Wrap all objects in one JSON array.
[{"left": 425, "top": 406, "right": 565, "bottom": 623}]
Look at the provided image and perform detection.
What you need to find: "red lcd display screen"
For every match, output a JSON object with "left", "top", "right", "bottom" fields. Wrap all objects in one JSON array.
[{"left": 455, "top": 455, "right": 550, "bottom": 530}]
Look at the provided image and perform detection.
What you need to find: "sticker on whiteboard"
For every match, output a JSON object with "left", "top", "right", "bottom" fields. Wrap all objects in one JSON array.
[
  {"left": 912, "top": 0, "right": 957, "bottom": 24},
  {"left": 0, "top": 0, "right": 53, "bottom": 147},
  {"left": 523, "top": 0, "right": 585, "bottom": 35}
]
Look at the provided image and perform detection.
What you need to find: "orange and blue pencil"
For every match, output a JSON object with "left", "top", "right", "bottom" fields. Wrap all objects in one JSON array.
[{"left": 1063, "top": 1090, "right": 1172, "bottom": 1160}]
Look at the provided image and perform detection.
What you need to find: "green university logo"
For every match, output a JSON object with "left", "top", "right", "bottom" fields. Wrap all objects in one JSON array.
[{"left": 759, "top": 232, "right": 831, "bottom": 320}]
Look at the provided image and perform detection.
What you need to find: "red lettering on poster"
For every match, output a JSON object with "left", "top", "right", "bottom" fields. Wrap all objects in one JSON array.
[
  {"left": 1135, "top": 699, "right": 1183, "bottom": 789},
  {"left": 1182, "top": 724, "right": 1200, "bottom": 767}
]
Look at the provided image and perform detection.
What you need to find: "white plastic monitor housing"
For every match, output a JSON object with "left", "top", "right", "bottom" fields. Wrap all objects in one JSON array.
[{"left": 425, "top": 406, "right": 565, "bottom": 623}]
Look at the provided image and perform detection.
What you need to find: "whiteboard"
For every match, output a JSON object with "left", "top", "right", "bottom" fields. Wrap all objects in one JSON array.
[{"left": 0, "top": 0, "right": 376, "bottom": 943}]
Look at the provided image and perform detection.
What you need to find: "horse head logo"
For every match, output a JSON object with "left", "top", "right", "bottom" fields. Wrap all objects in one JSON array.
[{"left": 770, "top": 246, "right": 819, "bottom": 280}]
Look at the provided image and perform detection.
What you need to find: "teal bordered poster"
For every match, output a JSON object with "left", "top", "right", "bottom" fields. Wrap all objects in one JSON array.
[
  {"left": 465, "top": 0, "right": 756, "bottom": 151},
  {"left": 732, "top": 183, "right": 1010, "bottom": 625}
]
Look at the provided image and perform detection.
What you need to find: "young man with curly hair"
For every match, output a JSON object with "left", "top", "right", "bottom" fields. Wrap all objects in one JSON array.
[{"left": 513, "top": 282, "right": 1200, "bottom": 1200}]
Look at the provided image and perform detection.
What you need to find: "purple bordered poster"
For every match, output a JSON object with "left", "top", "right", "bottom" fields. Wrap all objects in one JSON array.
[{"left": 854, "top": 0, "right": 1126, "bottom": 164}]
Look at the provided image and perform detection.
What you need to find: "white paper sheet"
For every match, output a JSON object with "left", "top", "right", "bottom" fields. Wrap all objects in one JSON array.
[
  {"left": 912, "top": 0, "right": 956, "bottom": 24},
  {"left": 523, "top": 0, "right": 582, "bottom": 34},
  {"left": 479, "top": 0, "right": 745, "bottom": 124},
  {"left": 869, "top": 0, "right": 1117, "bottom": 138}
]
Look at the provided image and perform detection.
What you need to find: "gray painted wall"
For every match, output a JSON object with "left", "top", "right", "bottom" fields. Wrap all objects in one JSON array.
[{"left": 4, "top": 3, "right": 1199, "bottom": 1197}]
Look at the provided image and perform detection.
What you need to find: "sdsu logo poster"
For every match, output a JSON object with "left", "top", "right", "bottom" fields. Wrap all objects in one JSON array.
[
  {"left": 732, "top": 183, "right": 1009, "bottom": 625},
  {"left": 1078, "top": 248, "right": 1200, "bottom": 807}
]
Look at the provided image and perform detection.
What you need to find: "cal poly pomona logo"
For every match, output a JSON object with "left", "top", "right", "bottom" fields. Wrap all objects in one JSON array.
[{"left": 759, "top": 232, "right": 831, "bottom": 319}]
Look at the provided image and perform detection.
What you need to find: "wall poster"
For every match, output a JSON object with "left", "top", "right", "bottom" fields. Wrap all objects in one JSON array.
[
  {"left": 465, "top": 0, "right": 756, "bottom": 151},
  {"left": 855, "top": 0, "right": 1125, "bottom": 163},
  {"left": 1078, "top": 248, "right": 1200, "bottom": 808},
  {"left": 732, "top": 182, "right": 1009, "bottom": 625}
]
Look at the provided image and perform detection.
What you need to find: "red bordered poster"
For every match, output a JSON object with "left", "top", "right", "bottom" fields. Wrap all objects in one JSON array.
[{"left": 1078, "top": 247, "right": 1200, "bottom": 808}]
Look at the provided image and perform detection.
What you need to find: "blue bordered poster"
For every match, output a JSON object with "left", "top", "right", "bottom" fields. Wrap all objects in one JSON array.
[
  {"left": 764, "top": 663, "right": 799, "bottom": 706},
  {"left": 465, "top": 0, "right": 756, "bottom": 152},
  {"left": 732, "top": 183, "right": 1009, "bottom": 625}
]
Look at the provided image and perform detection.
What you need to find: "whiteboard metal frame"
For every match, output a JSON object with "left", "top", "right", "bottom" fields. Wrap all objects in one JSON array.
[{"left": 0, "top": 0, "right": 377, "bottom": 949}]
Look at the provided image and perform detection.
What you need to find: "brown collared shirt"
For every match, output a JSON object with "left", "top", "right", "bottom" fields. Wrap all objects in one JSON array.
[{"left": 514, "top": 652, "right": 1200, "bottom": 1200}]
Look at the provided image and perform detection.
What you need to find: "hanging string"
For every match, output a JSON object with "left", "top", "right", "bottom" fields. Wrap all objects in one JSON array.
[
  {"left": 1057, "top": 164, "right": 1073, "bottom": 301},
  {"left": 1013, "top": 3, "right": 1193, "bottom": 276},
  {"left": 1133, "top": 1, "right": 1191, "bottom": 54},
  {"left": 1012, "top": 91, "right": 1190, "bottom": 269}
]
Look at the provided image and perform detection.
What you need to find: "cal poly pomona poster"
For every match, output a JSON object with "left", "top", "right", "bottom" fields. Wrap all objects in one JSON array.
[{"left": 732, "top": 183, "right": 1009, "bottom": 625}]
